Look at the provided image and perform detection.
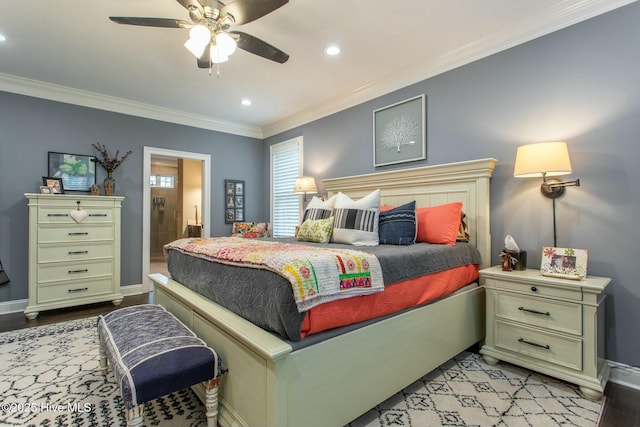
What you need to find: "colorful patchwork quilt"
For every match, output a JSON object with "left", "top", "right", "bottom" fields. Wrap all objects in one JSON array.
[{"left": 164, "top": 237, "right": 384, "bottom": 311}]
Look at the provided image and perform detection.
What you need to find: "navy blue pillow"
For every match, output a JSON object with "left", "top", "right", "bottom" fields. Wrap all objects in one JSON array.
[{"left": 378, "top": 201, "right": 416, "bottom": 245}]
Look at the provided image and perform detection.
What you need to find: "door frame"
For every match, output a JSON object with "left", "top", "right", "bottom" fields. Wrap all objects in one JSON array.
[{"left": 142, "top": 146, "right": 211, "bottom": 292}]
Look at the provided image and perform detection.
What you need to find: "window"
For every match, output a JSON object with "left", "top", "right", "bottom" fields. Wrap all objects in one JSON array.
[
  {"left": 150, "top": 174, "right": 174, "bottom": 188},
  {"left": 270, "top": 137, "right": 303, "bottom": 237}
]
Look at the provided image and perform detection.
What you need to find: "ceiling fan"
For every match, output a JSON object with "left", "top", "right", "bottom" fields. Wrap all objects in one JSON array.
[{"left": 110, "top": 0, "right": 289, "bottom": 70}]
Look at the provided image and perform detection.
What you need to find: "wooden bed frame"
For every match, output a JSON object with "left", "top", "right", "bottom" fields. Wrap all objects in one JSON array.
[{"left": 149, "top": 158, "right": 497, "bottom": 427}]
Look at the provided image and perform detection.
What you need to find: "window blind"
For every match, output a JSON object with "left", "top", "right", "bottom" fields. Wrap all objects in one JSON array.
[{"left": 271, "top": 138, "right": 302, "bottom": 237}]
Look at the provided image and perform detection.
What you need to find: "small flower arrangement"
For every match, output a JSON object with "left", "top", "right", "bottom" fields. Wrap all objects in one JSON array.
[{"left": 91, "top": 143, "right": 132, "bottom": 174}]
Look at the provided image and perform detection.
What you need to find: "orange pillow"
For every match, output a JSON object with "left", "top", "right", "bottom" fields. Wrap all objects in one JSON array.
[
  {"left": 380, "top": 205, "right": 395, "bottom": 212},
  {"left": 416, "top": 202, "right": 463, "bottom": 245}
]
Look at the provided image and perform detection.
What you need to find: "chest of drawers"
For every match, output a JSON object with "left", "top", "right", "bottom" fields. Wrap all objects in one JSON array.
[
  {"left": 479, "top": 266, "right": 610, "bottom": 400},
  {"left": 24, "top": 194, "right": 124, "bottom": 319}
]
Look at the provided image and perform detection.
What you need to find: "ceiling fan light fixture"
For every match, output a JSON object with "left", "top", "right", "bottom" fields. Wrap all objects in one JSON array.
[
  {"left": 210, "top": 45, "right": 229, "bottom": 64},
  {"left": 215, "top": 32, "right": 237, "bottom": 56},
  {"left": 184, "top": 37, "right": 208, "bottom": 58},
  {"left": 189, "top": 24, "right": 211, "bottom": 45}
]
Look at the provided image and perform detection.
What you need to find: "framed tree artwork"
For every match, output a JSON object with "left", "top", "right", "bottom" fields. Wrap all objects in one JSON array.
[
  {"left": 225, "top": 179, "right": 245, "bottom": 224},
  {"left": 373, "top": 94, "right": 426, "bottom": 167}
]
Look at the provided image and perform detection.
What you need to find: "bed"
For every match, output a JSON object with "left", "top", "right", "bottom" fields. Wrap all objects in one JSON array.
[{"left": 149, "top": 158, "right": 497, "bottom": 427}]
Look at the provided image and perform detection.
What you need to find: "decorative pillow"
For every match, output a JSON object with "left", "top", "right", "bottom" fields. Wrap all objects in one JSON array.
[
  {"left": 331, "top": 189, "right": 380, "bottom": 246},
  {"left": 415, "top": 202, "right": 463, "bottom": 245},
  {"left": 231, "top": 222, "right": 271, "bottom": 238},
  {"left": 378, "top": 201, "right": 416, "bottom": 245},
  {"left": 302, "top": 194, "right": 337, "bottom": 222},
  {"left": 297, "top": 216, "right": 334, "bottom": 243}
]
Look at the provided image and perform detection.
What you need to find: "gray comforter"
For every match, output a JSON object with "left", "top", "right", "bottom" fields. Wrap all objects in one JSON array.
[{"left": 165, "top": 238, "right": 481, "bottom": 341}]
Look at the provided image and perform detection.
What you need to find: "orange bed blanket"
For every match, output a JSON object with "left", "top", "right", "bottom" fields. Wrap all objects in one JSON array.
[{"left": 301, "top": 264, "right": 479, "bottom": 338}]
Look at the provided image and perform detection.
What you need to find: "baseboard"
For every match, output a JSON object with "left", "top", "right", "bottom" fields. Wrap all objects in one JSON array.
[
  {"left": 0, "top": 284, "right": 145, "bottom": 315},
  {"left": 0, "top": 298, "right": 28, "bottom": 315},
  {"left": 608, "top": 359, "right": 640, "bottom": 390}
]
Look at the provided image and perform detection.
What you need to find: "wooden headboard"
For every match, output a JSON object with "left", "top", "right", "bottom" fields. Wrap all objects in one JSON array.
[{"left": 323, "top": 158, "right": 497, "bottom": 268}]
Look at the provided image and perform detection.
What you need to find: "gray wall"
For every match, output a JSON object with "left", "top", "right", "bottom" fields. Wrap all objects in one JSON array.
[
  {"left": 266, "top": 3, "right": 640, "bottom": 366},
  {"left": 0, "top": 93, "right": 264, "bottom": 301}
]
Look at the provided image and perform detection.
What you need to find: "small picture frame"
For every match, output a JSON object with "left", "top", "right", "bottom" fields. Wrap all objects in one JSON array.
[
  {"left": 42, "top": 177, "right": 65, "bottom": 194},
  {"left": 224, "top": 179, "right": 245, "bottom": 224},
  {"left": 39, "top": 185, "right": 54, "bottom": 194},
  {"left": 540, "top": 247, "right": 588, "bottom": 280}
]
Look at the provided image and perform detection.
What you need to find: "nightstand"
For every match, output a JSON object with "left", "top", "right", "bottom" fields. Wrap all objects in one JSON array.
[{"left": 480, "top": 266, "right": 610, "bottom": 400}]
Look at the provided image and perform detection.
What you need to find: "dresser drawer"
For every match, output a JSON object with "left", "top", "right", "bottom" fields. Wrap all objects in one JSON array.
[
  {"left": 37, "top": 278, "right": 115, "bottom": 304},
  {"left": 38, "top": 225, "right": 114, "bottom": 244},
  {"left": 495, "top": 321, "right": 582, "bottom": 371},
  {"left": 37, "top": 260, "right": 114, "bottom": 284},
  {"left": 485, "top": 277, "right": 582, "bottom": 301},
  {"left": 38, "top": 243, "right": 114, "bottom": 262},
  {"left": 495, "top": 292, "right": 582, "bottom": 335},
  {"left": 38, "top": 207, "right": 114, "bottom": 224}
]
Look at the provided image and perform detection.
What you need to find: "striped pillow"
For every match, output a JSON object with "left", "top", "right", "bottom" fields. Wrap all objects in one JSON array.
[
  {"left": 302, "top": 194, "right": 337, "bottom": 222},
  {"left": 331, "top": 190, "right": 380, "bottom": 246}
]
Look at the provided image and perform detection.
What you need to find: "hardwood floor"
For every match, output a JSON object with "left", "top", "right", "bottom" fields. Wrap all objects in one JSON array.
[{"left": 0, "top": 294, "right": 638, "bottom": 427}]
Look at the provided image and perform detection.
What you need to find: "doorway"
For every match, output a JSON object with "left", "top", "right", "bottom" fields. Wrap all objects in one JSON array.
[{"left": 142, "top": 147, "right": 211, "bottom": 292}]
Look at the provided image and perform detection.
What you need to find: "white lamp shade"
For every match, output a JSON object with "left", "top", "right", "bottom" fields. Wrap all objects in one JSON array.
[
  {"left": 215, "top": 32, "right": 237, "bottom": 56},
  {"left": 184, "top": 37, "right": 208, "bottom": 58},
  {"left": 293, "top": 176, "right": 318, "bottom": 194},
  {"left": 210, "top": 45, "right": 229, "bottom": 63},
  {"left": 514, "top": 141, "right": 573, "bottom": 178},
  {"left": 189, "top": 25, "right": 211, "bottom": 45}
]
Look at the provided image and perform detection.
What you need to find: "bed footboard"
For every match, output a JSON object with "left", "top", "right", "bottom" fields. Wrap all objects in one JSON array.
[{"left": 150, "top": 273, "right": 485, "bottom": 427}]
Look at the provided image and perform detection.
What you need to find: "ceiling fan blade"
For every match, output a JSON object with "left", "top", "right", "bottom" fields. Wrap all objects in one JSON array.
[
  {"left": 197, "top": 47, "right": 212, "bottom": 68},
  {"left": 177, "top": 0, "right": 204, "bottom": 13},
  {"left": 109, "top": 17, "right": 191, "bottom": 29},
  {"left": 221, "top": 0, "right": 288, "bottom": 25},
  {"left": 231, "top": 31, "right": 289, "bottom": 63}
]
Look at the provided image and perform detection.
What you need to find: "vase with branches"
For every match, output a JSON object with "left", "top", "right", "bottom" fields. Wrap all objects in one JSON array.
[{"left": 91, "top": 143, "right": 132, "bottom": 195}]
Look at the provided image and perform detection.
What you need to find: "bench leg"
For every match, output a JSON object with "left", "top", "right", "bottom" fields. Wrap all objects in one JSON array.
[
  {"left": 98, "top": 337, "right": 108, "bottom": 373},
  {"left": 126, "top": 405, "right": 145, "bottom": 427},
  {"left": 205, "top": 378, "right": 220, "bottom": 427}
]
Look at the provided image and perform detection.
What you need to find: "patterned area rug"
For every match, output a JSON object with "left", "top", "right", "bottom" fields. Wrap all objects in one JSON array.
[{"left": 0, "top": 317, "right": 604, "bottom": 427}]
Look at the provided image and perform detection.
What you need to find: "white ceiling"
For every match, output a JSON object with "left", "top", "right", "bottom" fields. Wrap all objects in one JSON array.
[{"left": 0, "top": 0, "right": 634, "bottom": 138}]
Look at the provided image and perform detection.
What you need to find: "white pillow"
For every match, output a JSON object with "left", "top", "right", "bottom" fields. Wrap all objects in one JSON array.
[
  {"left": 331, "top": 189, "right": 380, "bottom": 246},
  {"left": 303, "top": 194, "right": 337, "bottom": 222}
]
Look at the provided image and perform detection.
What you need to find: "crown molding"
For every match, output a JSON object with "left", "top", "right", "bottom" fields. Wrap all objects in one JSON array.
[
  {"left": 262, "top": 0, "right": 636, "bottom": 138},
  {"left": 0, "top": 73, "right": 263, "bottom": 139}
]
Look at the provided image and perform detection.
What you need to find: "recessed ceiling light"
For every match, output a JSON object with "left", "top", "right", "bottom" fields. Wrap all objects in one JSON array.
[
  {"left": 324, "top": 45, "right": 340, "bottom": 56},
  {"left": 241, "top": 99, "right": 252, "bottom": 106},
  {"left": 0, "top": 34, "right": 7, "bottom": 42}
]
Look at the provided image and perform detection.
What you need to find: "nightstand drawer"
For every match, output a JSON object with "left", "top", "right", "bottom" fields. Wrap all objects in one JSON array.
[
  {"left": 485, "top": 277, "right": 582, "bottom": 301},
  {"left": 495, "top": 292, "right": 582, "bottom": 335},
  {"left": 495, "top": 321, "right": 582, "bottom": 371}
]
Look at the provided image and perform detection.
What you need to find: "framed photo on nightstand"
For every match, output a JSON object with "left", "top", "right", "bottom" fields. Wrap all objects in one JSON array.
[{"left": 540, "top": 247, "right": 588, "bottom": 280}]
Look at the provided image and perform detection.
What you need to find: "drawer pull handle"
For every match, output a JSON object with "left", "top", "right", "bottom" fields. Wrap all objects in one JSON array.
[
  {"left": 518, "top": 338, "right": 550, "bottom": 350},
  {"left": 47, "top": 213, "right": 69, "bottom": 217},
  {"left": 68, "top": 269, "right": 89, "bottom": 274},
  {"left": 68, "top": 250, "right": 89, "bottom": 255},
  {"left": 89, "top": 214, "right": 108, "bottom": 217},
  {"left": 530, "top": 286, "right": 538, "bottom": 292},
  {"left": 68, "top": 287, "right": 89, "bottom": 293},
  {"left": 518, "top": 307, "right": 550, "bottom": 316},
  {"left": 68, "top": 232, "right": 89, "bottom": 236}
]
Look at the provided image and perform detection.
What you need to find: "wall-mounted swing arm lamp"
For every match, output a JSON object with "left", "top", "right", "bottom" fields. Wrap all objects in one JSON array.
[
  {"left": 514, "top": 141, "right": 581, "bottom": 246},
  {"left": 293, "top": 176, "right": 318, "bottom": 203}
]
